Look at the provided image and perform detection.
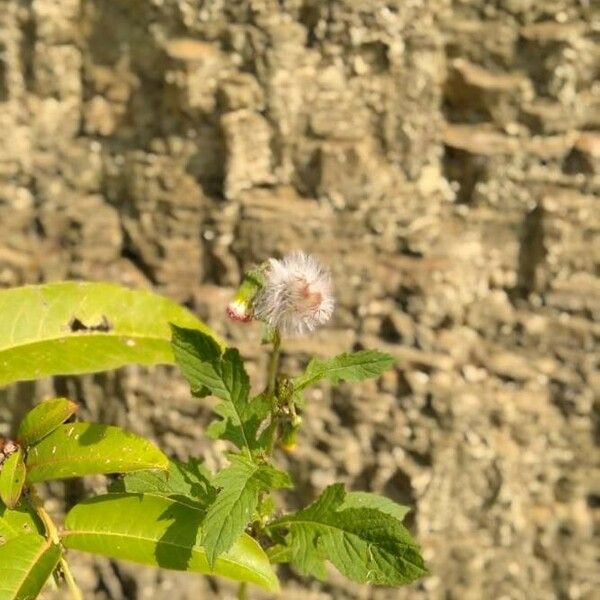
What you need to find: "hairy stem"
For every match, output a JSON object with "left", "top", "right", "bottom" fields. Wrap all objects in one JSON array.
[{"left": 29, "top": 486, "right": 83, "bottom": 600}]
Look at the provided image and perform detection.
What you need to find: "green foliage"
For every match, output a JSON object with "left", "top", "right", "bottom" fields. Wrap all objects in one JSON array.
[
  {"left": 294, "top": 350, "right": 394, "bottom": 392},
  {"left": 0, "top": 448, "right": 26, "bottom": 509},
  {"left": 202, "top": 455, "right": 292, "bottom": 566},
  {"left": 25, "top": 423, "right": 169, "bottom": 483},
  {"left": 267, "top": 483, "right": 426, "bottom": 585},
  {"left": 0, "top": 282, "right": 220, "bottom": 387},
  {"left": 62, "top": 493, "right": 280, "bottom": 592},
  {"left": 0, "top": 500, "right": 44, "bottom": 542},
  {"left": 17, "top": 398, "right": 78, "bottom": 446},
  {"left": 341, "top": 491, "right": 411, "bottom": 522},
  {"left": 0, "top": 278, "right": 425, "bottom": 598},
  {"left": 110, "top": 458, "right": 217, "bottom": 509},
  {"left": 171, "top": 326, "right": 271, "bottom": 456},
  {"left": 0, "top": 534, "right": 61, "bottom": 600}
]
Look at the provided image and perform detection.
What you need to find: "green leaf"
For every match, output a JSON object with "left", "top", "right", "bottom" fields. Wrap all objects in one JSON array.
[
  {"left": 203, "top": 455, "right": 291, "bottom": 567},
  {"left": 17, "top": 398, "right": 78, "bottom": 446},
  {"left": 62, "top": 493, "right": 280, "bottom": 592},
  {"left": 267, "top": 483, "right": 426, "bottom": 586},
  {"left": 171, "top": 326, "right": 271, "bottom": 455},
  {"left": 0, "top": 448, "right": 26, "bottom": 509},
  {"left": 0, "top": 500, "right": 44, "bottom": 542},
  {"left": 0, "top": 534, "right": 61, "bottom": 600},
  {"left": 341, "top": 491, "right": 410, "bottom": 522},
  {"left": 294, "top": 350, "right": 394, "bottom": 392},
  {"left": 0, "top": 282, "right": 221, "bottom": 387},
  {"left": 110, "top": 458, "right": 217, "bottom": 508},
  {"left": 26, "top": 423, "right": 169, "bottom": 484}
]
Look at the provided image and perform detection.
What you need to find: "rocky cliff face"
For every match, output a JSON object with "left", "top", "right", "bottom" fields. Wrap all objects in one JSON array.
[{"left": 0, "top": 1, "right": 597, "bottom": 599}]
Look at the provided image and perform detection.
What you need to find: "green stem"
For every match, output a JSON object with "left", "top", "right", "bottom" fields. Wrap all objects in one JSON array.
[
  {"left": 265, "top": 330, "right": 282, "bottom": 457},
  {"left": 237, "top": 581, "right": 248, "bottom": 600},
  {"left": 60, "top": 556, "right": 83, "bottom": 600},
  {"left": 29, "top": 486, "right": 83, "bottom": 600},
  {"left": 266, "top": 329, "right": 281, "bottom": 399}
]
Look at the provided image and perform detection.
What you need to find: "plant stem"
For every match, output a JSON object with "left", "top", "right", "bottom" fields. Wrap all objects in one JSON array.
[
  {"left": 266, "top": 329, "right": 281, "bottom": 399},
  {"left": 60, "top": 556, "right": 83, "bottom": 600},
  {"left": 237, "top": 581, "right": 248, "bottom": 600},
  {"left": 29, "top": 486, "right": 83, "bottom": 600},
  {"left": 29, "top": 486, "right": 59, "bottom": 544}
]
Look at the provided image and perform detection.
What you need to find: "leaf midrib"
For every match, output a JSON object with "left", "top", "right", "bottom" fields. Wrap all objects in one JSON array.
[
  {"left": 0, "top": 331, "right": 170, "bottom": 355},
  {"left": 61, "top": 528, "right": 271, "bottom": 587},
  {"left": 0, "top": 537, "right": 54, "bottom": 598}
]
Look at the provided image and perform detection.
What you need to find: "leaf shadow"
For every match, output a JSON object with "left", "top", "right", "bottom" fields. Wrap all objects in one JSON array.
[
  {"left": 155, "top": 499, "right": 207, "bottom": 571},
  {"left": 76, "top": 423, "right": 110, "bottom": 446}
]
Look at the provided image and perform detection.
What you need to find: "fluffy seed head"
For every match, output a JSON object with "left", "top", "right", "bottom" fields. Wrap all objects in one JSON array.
[{"left": 252, "top": 251, "right": 334, "bottom": 336}]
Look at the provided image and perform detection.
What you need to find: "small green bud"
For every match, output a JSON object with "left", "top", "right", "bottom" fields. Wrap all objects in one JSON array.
[
  {"left": 226, "top": 268, "right": 265, "bottom": 322},
  {"left": 275, "top": 375, "right": 294, "bottom": 404}
]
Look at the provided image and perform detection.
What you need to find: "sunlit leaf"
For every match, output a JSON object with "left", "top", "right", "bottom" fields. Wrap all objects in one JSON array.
[
  {"left": 294, "top": 350, "right": 394, "bottom": 392},
  {"left": 26, "top": 423, "right": 168, "bottom": 483},
  {"left": 17, "top": 398, "right": 78, "bottom": 446},
  {"left": 109, "top": 458, "right": 217, "bottom": 508},
  {"left": 171, "top": 326, "right": 271, "bottom": 455},
  {"left": 267, "top": 483, "right": 425, "bottom": 585},
  {"left": 0, "top": 282, "right": 221, "bottom": 387},
  {"left": 341, "top": 491, "right": 410, "bottom": 522},
  {"left": 203, "top": 455, "right": 291, "bottom": 566},
  {"left": 0, "top": 499, "right": 43, "bottom": 543},
  {"left": 0, "top": 448, "right": 26, "bottom": 509},
  {"left": 0, "top": 534, "right": 61, "bottom": 600},
  {"left": 62, "top": 493, "right": 279, "bottom": 592}
]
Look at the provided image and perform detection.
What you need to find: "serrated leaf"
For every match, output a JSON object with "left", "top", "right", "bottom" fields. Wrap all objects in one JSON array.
[
  {"left": 267, "top": 483, "right": 426, "bottom": 586},
  {"left": 62, "top": 493, "right": 279, "bottom": 592},
  {"left": 110, "top": 458, "right": 217, "bottom": 508},
  {"left": 0, "top": 500, "right": 44, "bottom": 542},
  {"left": 203, "top": 455, "right": 291, "bottom": 567},
  {"left": 0, "top": 534, "right": 61, "bottom": 600},
  {"left": 0, "top": 448, "right": 26, "bottom": 509},
  {"left": 0, "top": 282, "right": 221, "bottom": 387},
  {"left": 294, "top": 350, "right": 394, "bottom": 392},
  {"left": 26, "top": 423, "right": 168, "bottom": 483},
  {"left": 341, "top": 491, "right": 410, "bottom": 522},
  {"left": 17, "top": 398, "right": 78, "bottom": 446},
  {"left": 171, "top": 326, "right": 271, "bottom": 455}
]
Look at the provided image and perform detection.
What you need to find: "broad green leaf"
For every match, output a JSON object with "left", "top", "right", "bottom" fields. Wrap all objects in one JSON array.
[
  {"left": 0, "top": 499, "right": 44, "bottom": 542},
  {"left": 203, "top": 455, "right": 291, "bottom": 566},
  {"left": 169, "top": 324, "right": 221, "bottom": 397},
  {"left": 62, "top": 493, "right": 279, "bottom": 592},
  {"left": 17, "top": 398, "right": 78, "bottom": 446},
  {"left": 171, "top": 326, "right": 271, "bottom": 455},
  {"left": 26, "top": 423, "right": 168, "bottom": 483},
  {"left": 341, "top": 491, "right": 410, "bottom": 522},
  {"left": 110, "top": 458, "right": 217, "bottom": 508},
  {"left": 0, "top": 534, "right": 61, "bottom": 600},
  {"left": 0, "top": 448, "right": 26, "bottom": 509},
  {"left": 0, "top": 282, "right": 221, "bottom": 387},
  {"left": 294, "top": 350, "right": 394, "bottom": 392},
  {"left": 267, "top": 483, "right": 426, "bottom": 586}
]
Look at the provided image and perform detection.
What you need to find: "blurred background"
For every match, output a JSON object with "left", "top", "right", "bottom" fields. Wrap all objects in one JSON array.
[{"left": 0, "top": 0, "right": 598, "bottom": 599}]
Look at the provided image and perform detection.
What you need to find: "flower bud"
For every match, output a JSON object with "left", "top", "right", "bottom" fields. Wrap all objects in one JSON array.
[{"left": 226, "top": 269, "right": 264, "bottom": 323}]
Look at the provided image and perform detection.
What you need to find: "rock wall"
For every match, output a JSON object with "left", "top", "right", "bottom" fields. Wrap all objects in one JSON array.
[{"left": 0, "top": 1, "right": 598, "bottom": 599}]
